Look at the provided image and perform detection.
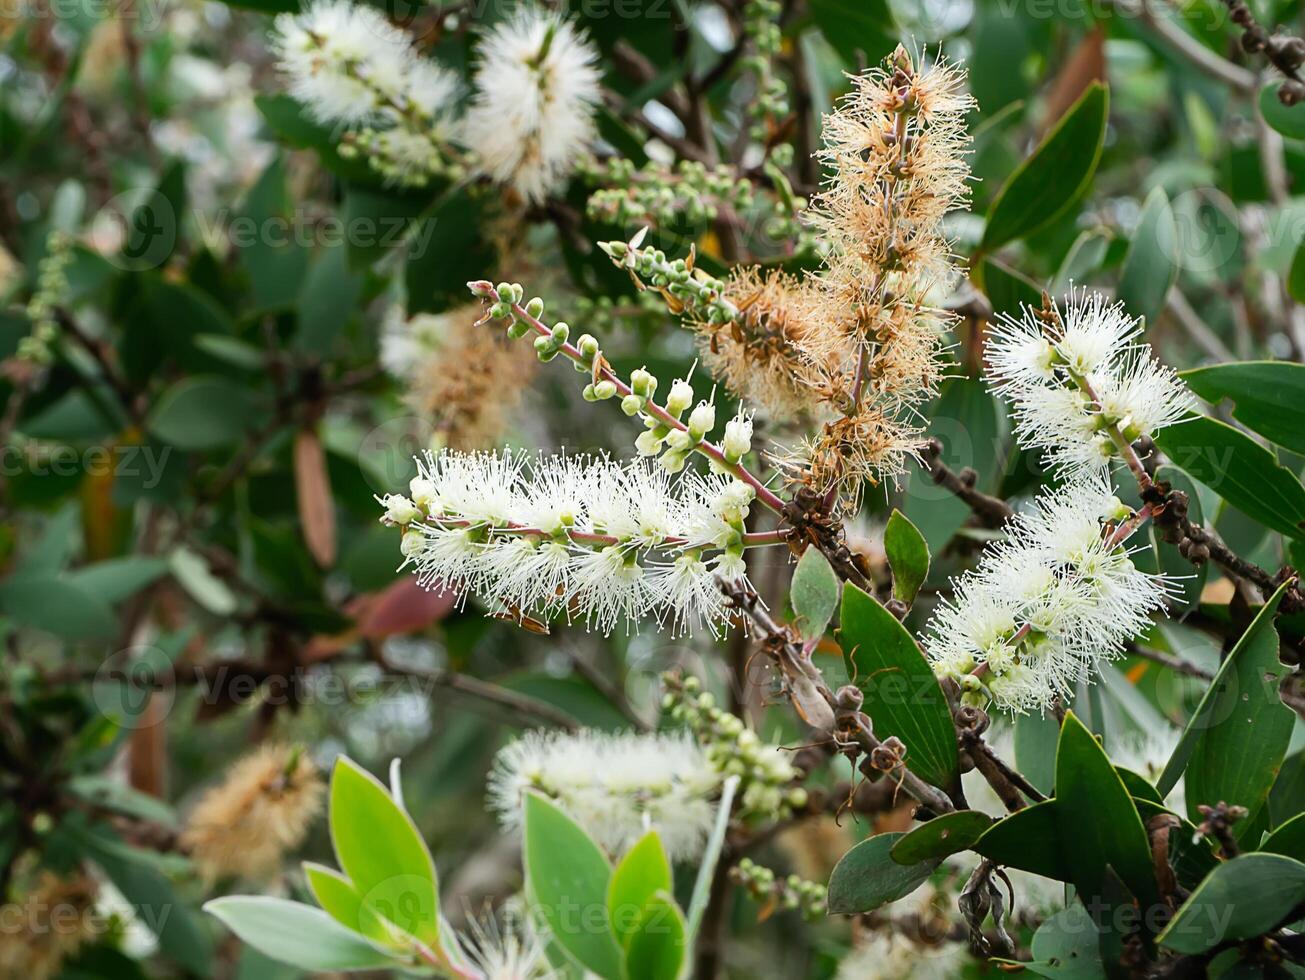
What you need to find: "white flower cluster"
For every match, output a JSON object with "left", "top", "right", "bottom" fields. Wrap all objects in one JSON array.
[
  {"left": 271, "top": 0, "right": 459, "bottom": 185},
  {"left": 462, "top": 8, "right": 602, "bottom": 204},
  {"left": 271, "top": 2, "right": 600, "bottom": 196},
  {"left": 487, "top": 729, "right": 721, "bottom": 861},
  {"left": 985, "top": 290, "right": 1194, "bottom": 475},
  {"left": 927, "top": 477, "right": 1177, "bottom": 712},
  {"left": 379, "top": 450, "right": 758, "bottom": 636}
]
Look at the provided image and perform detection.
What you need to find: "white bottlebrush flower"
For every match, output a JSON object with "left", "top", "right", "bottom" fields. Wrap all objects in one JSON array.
[
  {"left": 488, "top": 729, "right": 721, "bottom": 861},
  {"left": 450, "top": 912, "right": 552, "bottom": 980},
  {"left": 926, "top": 476, "right": 1178, "bottom": 712},
  {"left": 271, "top": 1, "right": 459, "bottom": 186},
  {"left": 985, "top": 289, "right": 1195, "bottom": 476},
  {"left": 462, "top": 7, "right": 601, "bottom": 203},
  {"left": 384, "top": 450, "right": 757, "bottom": 635}
]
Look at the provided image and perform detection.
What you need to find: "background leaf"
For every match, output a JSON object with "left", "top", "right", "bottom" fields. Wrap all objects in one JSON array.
[
  {"left": 884, "top": 509, "right": 930, "bottom": 607},
  {"left": 826, "top": 833, "right": 939, "bottom": 915}
]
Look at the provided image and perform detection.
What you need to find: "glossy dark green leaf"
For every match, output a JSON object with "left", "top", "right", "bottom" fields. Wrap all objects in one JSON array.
[
  {"left": 884, "top": 509, "right": 930, "bottom": 607},
  {"left": 1014, "top": 710, "right": 1059, "bottom": 797},
  {"left": 1182, "top": 583, "right": 1291, "bottom": 828},
  {"left": 807, "top": 0, "right": 896, "bottom": 65},
  {"left": 981, "top": 83, "right": 1109, "bottom": 251},
  {"left": 1182, "top": 361, "right": 1305, "bottom": 456},
  {"left": 980, "top": 257, "right": 1042, "bottom": 314},
  {"left": 1154, "top": 416, "right": 1305, "bottom": 541},
  {"left": 840, "top": 583, "right": 959, "bottom": 790},
  {"left": 1055, "top": 711, "right": 1160, "bottom": 909},
  {"left": 1021, "top": 904, "right": 1108, "bottom": 979},
  {"left": 890, "top": 810, "right": 992, "bottom": 865},
  {"left": 1116, "top": 187, "right": 1177, "bottom": 324},
  {"left": 255, "top": 95, "right": 376, "bottom": 183},
  {"left": 523, "top": 792, "right": 622, "bottom": 977},
  {"left": 974, "top": 799, "right": 1071, "bottom": 881},
  {"left": 1158, "top": 853, "right": 1305, "bottom": 954},
  {"left": 826, "top": 833, "right": 939, "bottom": 914},
  {"left": 1259, "top": 812, "right": 1305, "bottom": 862},
  {"left": 405, "top": 190, "right": 498, "bottom": 314},
  {"left": 790, "top": 546, "right": 839, "bottom": 641},
  {"left": 239, "top": 156, "right": 311, "bottom": 312},
  {"left": 297, "top": 242, "right": 362, "bottom": 352},
  {"left": 1260, "top": 81, "right": 1305, "bottom": 139},
  {"left": 1290, "top": 239, "right": 1305, "bottom": 303}
]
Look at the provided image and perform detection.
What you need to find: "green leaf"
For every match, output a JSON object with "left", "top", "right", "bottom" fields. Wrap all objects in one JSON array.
[
  {"left": 840, "top": 583, "right": 959, "bottom": 790},
  {"left": 1116, "top": 187, "right": 1178, "bottom": 325},
  {"left": 1131, "top": 799, "right": 1218, "bottom": 892},
  {"left": 981, "top": 83, "right": 1109, "bottom": 251},
  {"left": 890, "top": 810, "right": 992, "bottom": 865},
  {"left": 206, "top": 897, "right": 401, "bottom": 971},
  {"left": 239, "top": 156, "right": 311, "bottom": 312},
  {"left": 147, "top": 376, "right": 257, "bottom": 451},
  {"left": 1181, "top": 583, "right": 1291, "bottom": 828},
  {"left": 884, "top": 509, "right": 930, "bottom": 606},
  {"left": 1158, "top": 853, "right": 1305, "bottom": 954},
  {"left": 64, "top": 557, "right": 168, "bottom": 604},
  {"left": 807, "top": 0, "right": 896, "bottom": 65},
  {"left": 0, "top": 576, "right": 116, "bottom": 639},
  {"left": 405, "top": 189, "right": 498, "bottom": 315},
  {"left": 1021, "top": 904, "right": 1108, "bottom": 979},
  {"left": 790, "top": 547, "right": 839, "bottom": 640},
  {"left": 608, "top": 832, "right": 672, "bottom": 950},
  {"left": 975, "top": 799, "right": 1072, "bottom": 881},
  {"left": 826, "top": 833, "right": 940, "bottom": 915},
  {"left": 980, "top": 257, "right": 1042, "bottom": 314},
  {"left": 1182, "top": 361, "right": 1305, "bottom": 456},
  {"left": 255, "top": 95, "right": 376, "bottom": 182},
  {"left": 624, "top": 891, "right": 687, "bottom": 980},
  {"left": 1259, "top": 812, "right": 1305, "bottom": 862},
  {"left": 329, "top": 757, "right": 440, "bottom": 948},
  {"left": 1154, "top": 415, "right": 1305, "bottom": 540},
  {"left": 1290, "top": 239, "right": 1305, "bottom": 304},
  {"left": 1158, "top": 583, "right": 1290, "bottom": 800},
  {"left": 296, "top": 241, "right": 362, "bottom": 352},
  {"left": 1014, "top": 710, "right": 1060, "bottom": 797},
  {"left": 1054, "top": 711, "right": 1160, "bottom": 909},
  {"left": 522, "top": 792, "right": 622, "bottom": 978},
  {"left": 303, "top": 863, "right": 369, "bottom": 936},
  {"left": 1260, "top": 81, "right": 1305, "bottom": 139}
]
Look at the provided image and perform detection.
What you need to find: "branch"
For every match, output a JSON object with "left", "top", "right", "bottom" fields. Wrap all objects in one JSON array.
[{"left": 918, "top": 439, "right": 1015, "bottom": 529}]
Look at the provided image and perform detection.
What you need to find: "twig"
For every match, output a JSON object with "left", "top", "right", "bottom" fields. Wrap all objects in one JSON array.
[{"left": 918, "top": 439, "right": 1015, "bottom": 529}]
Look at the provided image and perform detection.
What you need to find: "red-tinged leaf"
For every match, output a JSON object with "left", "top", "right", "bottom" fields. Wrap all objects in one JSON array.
[
  {"left": 355, "top": 577, "right": 457, "bottom": 639},
  {"left": 294, "top": 429, "right": 337, "bottom": 568}
]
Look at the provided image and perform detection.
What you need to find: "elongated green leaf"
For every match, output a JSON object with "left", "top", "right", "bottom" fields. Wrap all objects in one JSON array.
[
  {"left": 890, "top": 810, "right": 992, "bottom": 865},
  {"left": 1158, "top": 853, "right": 1305, "bottom": 954},
  {"left": 329, "top": 757, "right": 440, "bottom": 947},
  {"left": 840, "top": 583, "right": 959, "bottom": 790},
  {"left": 1014, "top": 710, "right": 1059, "bottom": 797},
  {"left": 980, "top": 257, "right": 1042, "bottom": 313},
  {"left": 1116, "top": 187, "right": 1177, "bottom": 324},
  {"left": 205, "top": 897, "right": 401, "bottom": 971},
  {"left": 827, "top": 833, "right": 939, "bottom": 914},
  {"left": 1154, "top": 416, "right": 1305, "bottom": 540},
  {"left": 1290, "top": 239, "right": 1305, "bottom": 303},
  {"left": 1056, "top": 712, "right": 1160, "bottom": 909},
  {"left": 625, "top": 892, "right": 687, "bottom": 980},
  {"left": 1181, "top": 361, "right": 1305, "bottom": 456},
  {"left": 1182, "top": 584, "right": 1291, "bottom": 829},
  {"left": 64, "top": 557, "right": 168, "bottom": 604},
  {"left": 807, "top": 0, "right": 896, "bottom": 64},
  {"left": 981, "top": 83, "right": 1109, "bottom": 251},
  {"left": 523, "top": 793, "right": 622, "bottom": 978},
  {"left": 884, "top": 509, "right": 929, "bottom": 607},
  {"left": 1259, "top": 812, "right": 1305, "bottom": 862},
  {"left": 303, "top": 863, "right": 398, "bottom": 949},
  {"left": 790, "top": 546, "right": 839, "bottom": 641},
  {"left": 608, "top": 832, "right": 672, "bottom": 950},
  {"left": 1022, "top": 904, "right": 1107, "bottom": 980},
  {"left": 0, "top": 576, "right": 116, "bottom": 639},
  {"left": 974, "top": 799, "right": 1071, "bottom": 882},
  {"left": 1158, "top": 582, "right": 1290, "bottom": 799}
]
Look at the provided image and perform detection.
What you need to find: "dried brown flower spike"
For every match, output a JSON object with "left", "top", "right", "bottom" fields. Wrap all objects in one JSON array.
[
  {"left": 182, "top": 743, "right": 324, "bottom": 885},
  {"left": 0, "top": 872, "right": 98, "bottom": 980}
]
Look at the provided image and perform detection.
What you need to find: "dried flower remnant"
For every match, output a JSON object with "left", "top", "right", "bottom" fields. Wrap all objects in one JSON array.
[
  {"left": 462, "top": 6, "right": 601, "bottom": 204},
  {"left": 985, "top": 290, "right": 1196, "bottom": 478},
  {"left": 181, "top": 744, "right": 325, "bottom": 884},
  {"left": 0, "top": 872, "right": 99, "bottom": 980},
  {"left": 381, "top": 450, "right": 775, "bottom": 636},
  {"left": 926, "top": 476, "right": 1176, "bottom": 712},
  {"left": 382, "top": 305, "right": 536, "bottom": 451},
  {"left": 487, "top": 729, "right": 721, "bottom": 860}
]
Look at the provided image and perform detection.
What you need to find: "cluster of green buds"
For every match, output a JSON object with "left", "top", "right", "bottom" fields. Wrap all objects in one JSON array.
[
  {"left": 482, "top": 282, "right": 572, "bottom": 365},
  {"left": 583, "top": 157, "right": 755, "bottom": 228},
  {"left": 340, "top": 128, "right": 464, "bottom": 189},
  {"left": 598, "top": 230, "right": 739, "bottom": 325},
  {"left": 743, "top": 0, "right": 792, "bottom": 166},
  {"left": 731, "top": 858, "right": 827, "bottom": 921},
  {"left": 662, "top": 673, "right": 807, "bottom": 822},
  {"left": 20, "top": 231, "right": 73, "bottom": 367},
  {"left": 566, "top": 290, "right": 668, "bottom": 334}
]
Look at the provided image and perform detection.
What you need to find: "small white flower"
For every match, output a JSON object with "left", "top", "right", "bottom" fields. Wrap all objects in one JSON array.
[
  {"left": 687, "top": 400, "right": 716, "bottom": 439},
  {"left": 722, "top": 411, "right": 753, "bottom": 461},
  {"left": 380, "top": 493, "right": 421, "bottom": 525},
  {"left": 488, "top": 730, "right": 721, "bottom": 861},
  {"left": 462, "top": 7, "right": 601, "bottom": 203},
  {"left": 985, "top": 289, "right": 1195, "bottom": 476},
  {"left": 665, "top": 378, "right": 695, "bottom": 416}
]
